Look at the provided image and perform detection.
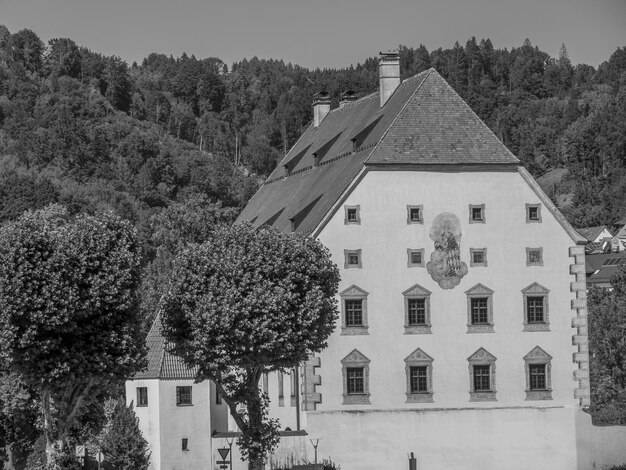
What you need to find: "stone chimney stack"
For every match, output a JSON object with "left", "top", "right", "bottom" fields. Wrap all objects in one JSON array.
[
  {"left": 379, "top": 51, "right": 400, "bottom": 107},
  {"left": 313, "top": 91, "right": 331, "bottom": 128},
  {"left": 339, "top": 90, "right": 357, "bottom": 108}
]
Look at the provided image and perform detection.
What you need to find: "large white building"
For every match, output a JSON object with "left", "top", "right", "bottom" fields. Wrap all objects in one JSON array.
[{"left": 127, "top": 53, "right": 609, "bottom": 470}]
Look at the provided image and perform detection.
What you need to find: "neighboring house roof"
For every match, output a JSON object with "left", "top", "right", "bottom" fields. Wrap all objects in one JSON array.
[
  {"left": 236, "top": 68, "right": 584, "bottom": 245},
  {"left": 585, "top": 253, "right": 626, "bottom": 287},
  {"left": 133, "top": 314, "right": 197, "bottom": 380},
  {"left": 576, "top": 226, "right": 612, "bottom": 242}
]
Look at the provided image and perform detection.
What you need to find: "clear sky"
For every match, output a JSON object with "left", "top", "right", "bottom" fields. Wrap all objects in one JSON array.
[{"left": 1, "top": 0, "right": 624, "bottom": 69}]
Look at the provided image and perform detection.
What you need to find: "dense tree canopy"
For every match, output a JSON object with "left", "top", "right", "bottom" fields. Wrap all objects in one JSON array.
[
  {"left": 588, "top": 268, "right": 626, "bottom": 425},
  {"left": 0, "top": 206, "right": 146, "bottom": 467},
  {"left": 160, "top": 223, "right": 340, "bottom": 469}
]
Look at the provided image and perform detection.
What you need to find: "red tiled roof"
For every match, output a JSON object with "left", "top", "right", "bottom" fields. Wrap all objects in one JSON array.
[{"left": 133, "top": 314, "right": 197, "bottom": 380}]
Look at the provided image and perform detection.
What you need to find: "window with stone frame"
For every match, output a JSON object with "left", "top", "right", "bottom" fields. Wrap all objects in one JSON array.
[
  {"left": 402, "top": 284, "right": 432, "bottom": 334},
  {"left": 407, "top": 248, "right": 425, "bottom": 267},
  {"left": 467, "top": 347, "right": 497, "bottom": 401},
  {"left": 465, "top": 284, "right": 495, "bottom": 333},
  {"left": 404, "top": 348, "right": 434, "bottom": 403},
  {"left": 340, "top": 285, "right": 369, "bottom": 335},
  {"left": 526, "top": 203, "right": 542, "bottom": 223},
  {"left": 341, "top": 349, "right": 371, "bottom": 405},
  {"left": 344, "top": 205, "right": 361, "bottom": 224},
  {"left": 344, "top": 249, "right": 362, "bottom": 269},
  {"left": 526, "top": 247, "right": 543, "bottom": 266},
  {"left": 406, "top": 205, "right": 424, "bottom": 224},
  {"left": 470, "top": 248, "right": 487, "bottom": 267},
  {"left": 176, "top": 386, "right": 192, "bottom": 406},
  {"left": 523, "top": 346, "right": 553, "bottom": 400},
  {"left": 521, "top": 283, "right": 550, "bottom": 332},
  {"left": 469, "top": 204, "right": 485, "bottom": 223}
]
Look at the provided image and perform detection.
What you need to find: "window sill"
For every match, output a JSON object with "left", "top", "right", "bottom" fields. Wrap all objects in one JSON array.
[
  {"left": 136, "top": 404, "right": 148, "bottom": 407},
  {"left": 469, "top": 391, "right": 497, "bottom": 402},
  {"left": 525, "top": 390, "right": 552, "bottom": 401},
  {"left": 341, "top": 326, "right": 369, "bottom": 336},
  {"left": 176, "top": 404, "right": 193, "bottom": 407},
  {"left": 406, "top": 392, "right": 434, "bottom": 403},
  {"left": 344, "top": 264, "right": 362, "bottom": 269},
  {"left": 404, "top": 325, "right": 432, "bottom": 335},
  {"left": 342, "top": 394, "right": 371, "bottom": 405},
  {"left": 523, "top": 323, "right": 550, "bottom": 332},
  {"left": 467, "top": 324, "right": 494, "bottom": 334}
]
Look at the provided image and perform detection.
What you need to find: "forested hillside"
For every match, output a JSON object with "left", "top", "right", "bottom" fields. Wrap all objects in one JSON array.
[{"left": 1, "top": 26, "right": 626, "bottom": 240}]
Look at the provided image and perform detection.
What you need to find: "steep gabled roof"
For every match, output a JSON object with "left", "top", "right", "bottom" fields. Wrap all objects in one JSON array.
[
  {"left": 133, "top": 314, "right": 197, "bottom": 380},
  {"left": 239, "top": 69, "right": 578, "bottom": 239},
  {"left": 367, "top": 71, "right": 519, "bottom": 165}
]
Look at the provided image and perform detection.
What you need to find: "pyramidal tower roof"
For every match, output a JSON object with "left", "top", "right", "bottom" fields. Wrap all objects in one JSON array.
[
  {"left": 133, "top": 314, "right": 198, "bottom": 380},
  {"left": 236, "top": 68, "right": 520, "bottom": 235}
]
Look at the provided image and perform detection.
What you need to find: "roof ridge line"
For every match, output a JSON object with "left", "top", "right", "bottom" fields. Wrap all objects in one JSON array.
[
  {"left": 364, "top": 68, "right": 434, "bottom": 165},
  {"left": 328, "top": 91, "right": 379, "bottom": 113}
]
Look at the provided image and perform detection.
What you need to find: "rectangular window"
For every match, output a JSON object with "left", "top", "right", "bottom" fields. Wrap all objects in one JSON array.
[
  {"left": 527, "top": 296, "right": 544, "bottom": 323},
  {"left": 344, "top": 249, "right": 362, "bottom": 268},
  {"left": 527, "top": 248, "right": 543, "bottom": 266},
  {"left": 345, "top": 299, "right": 363, "bottom": 326},
  {"left": 137, "top": 387, "right": 148, "bottom": 407},
  {"left": 470, "top": 248, "right": 487, "bottom": 266},
  {"left": 469, "top": 204, "right": 485, "bottom": 223},
  {"left": 345, "top": 205, "right": 361, "bottom": 224},
  {"left": 407, "top": 248, "right": 425, "bottom": 267},
  {"left": 346, "top": 367, "right": 364, "bottom": 394},
  {"left": 182, "top": 438, "right": 189, "bottom": 451},
  {"left": 407, "top": 298, "right": 426, "bottom": 325},
  {"left": 409, "top": 207, "right": 421, "bottom": 222},
  {"left": 176, "top": 386, "right": 192, "bottom": 406},
  {"left": 471, "top": 298, "right": 489, "bottom": 324},
  {"left": 409, "top": 366, "right": 428, "bottom": 393},
  {"left": 529, "top": 364, "right": 547, "bottom": 390},
  {"left": 473, "top": 365, "right": 491, "bottom": 391},
  {"left": 526, "top": 204, "right": 542, "bottom": 223},
  {"left": 406, "top": 205, "right": 424, "bottom": 224}
]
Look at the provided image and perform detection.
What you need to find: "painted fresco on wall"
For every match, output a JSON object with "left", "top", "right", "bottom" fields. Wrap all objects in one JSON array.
[{"left": 426, "top": 212, "right": 468, "bottom": 289}]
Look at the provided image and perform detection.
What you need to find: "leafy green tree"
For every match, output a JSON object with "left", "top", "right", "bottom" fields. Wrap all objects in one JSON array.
[
  {"left": 588, "top": 267, "right": 626, "bottom": 424},
  {"left": 8, "top": 29, "right": 44, "bottom": 74},
  {"left": 140, "top": 194, "right": 238, "bottom": 331},
  {"left": 159, "top": 223, "right": 340, "bottom": 470},
  {"left": 0, "top": 373, "right": 39, "bottom": 469},
  {"left": 46, "top": 38, "right": 81, "bottom": 78},
  {"left": 98, "top": 399, "right": 150, "bottom": 470},
  {"left": 0, "top": 206, "right": 146, "bottom": 468}
]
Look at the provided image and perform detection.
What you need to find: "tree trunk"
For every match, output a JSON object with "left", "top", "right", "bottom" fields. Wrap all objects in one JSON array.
[{"left": 41, "top": 388, "right": 58, "bottom": 469}]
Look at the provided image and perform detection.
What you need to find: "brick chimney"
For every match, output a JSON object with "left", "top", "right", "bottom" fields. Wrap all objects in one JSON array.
[
  {"left": 313, "top": 91, "right": 331, "bottom": 128},
  {"left": 339, "top": 90, "right": 357, "bottom": 108},
  {"left": 379, "top": 51, "right": 400, "bottom": 107}
]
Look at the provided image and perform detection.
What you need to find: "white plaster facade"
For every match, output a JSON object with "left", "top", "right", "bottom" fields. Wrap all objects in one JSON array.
[
  {"left": 301, "top": 168, "right": 584, "bottom": 469},
  {"left": 125, "top": 379, "right": 229, "bottom": 470}
]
